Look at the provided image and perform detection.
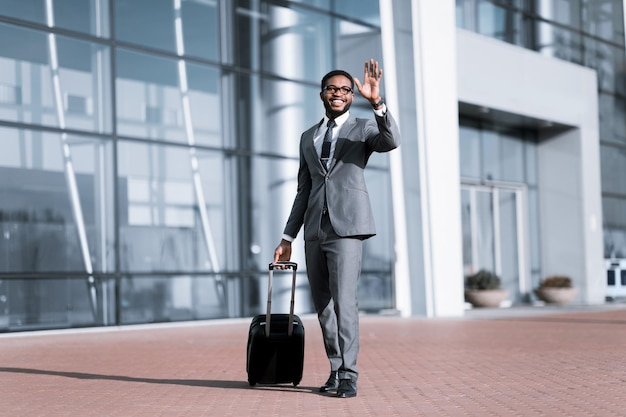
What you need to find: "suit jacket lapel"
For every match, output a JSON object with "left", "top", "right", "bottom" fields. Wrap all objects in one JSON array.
[{"left": 304, "top": 122, "right": 322, "bottom": 170}]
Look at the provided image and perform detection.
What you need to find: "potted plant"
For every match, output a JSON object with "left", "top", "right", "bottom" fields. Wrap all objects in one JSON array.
[
  {"left": 464, "top": 269, "right": 510, "bottom": 308},
  {"left": 534, "top": 275, "right": 577, "bottom": 305}
]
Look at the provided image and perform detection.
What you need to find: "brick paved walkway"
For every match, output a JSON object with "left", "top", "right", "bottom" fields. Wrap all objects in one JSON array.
[{"left": 1, "top": 306, "right": 626, "bottom": 416}]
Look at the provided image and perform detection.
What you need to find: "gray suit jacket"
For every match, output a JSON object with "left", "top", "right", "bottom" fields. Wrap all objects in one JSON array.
[{"left": 284, "top": 110, "right": 401, "bottom": 241}]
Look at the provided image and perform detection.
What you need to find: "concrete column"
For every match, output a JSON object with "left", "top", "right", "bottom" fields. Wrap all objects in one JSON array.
[{"left": 410, "top": 0, "right": 465, "bottom": 317}]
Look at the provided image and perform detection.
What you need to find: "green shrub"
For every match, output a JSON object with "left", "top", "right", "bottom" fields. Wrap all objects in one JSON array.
[
  {"left": 538, "top": 275, "right": 572, "bottom": 289},
  {"left": 465, "top": 269, "right": 501, "bottom": 290}
]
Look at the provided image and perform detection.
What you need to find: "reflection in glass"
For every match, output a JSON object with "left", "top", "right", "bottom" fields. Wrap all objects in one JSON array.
[
  {"left": 535, "top": 21, "right": 583, "bottom": 64},
  {"left": 604, "top": 207, "right": 626, "bottom": 258},
  {"left": 334, "top": 0, "right": 380, "bottom": 26},
  {"left": 0, "top": 22, "right": 112, "bottom": 133},
  {"left": 235, "top": 1, "right": 333, "bottom": 79},
  {"left": 497, "top": 133, "right": 524, "bottom": 182},
  {"left": 598, "top": 93, "right": 626, "bottom": 144},
  {"left": 115, "top": 48, "right": 220, "bottom": 145},
  {"left": 117, "top": 141, "right": 226, "bottom": 274},
  {"left": 476, "top": 190, "right": 495, "bottom": 272},
  {"left": 114, "top": 0, "right": 218, "bottom": 60},
  {"left": 0, "top": 277, "right": 102, "bottom": 331},
  {"left": 459, "top": 125, "right": 481, "bottom": 179},
  {"left": 582, "top": 0, "right": 625, "bottom": 44},
  {"left": 0, "top": 126, "right": 114, "bottom": 273},
  {"left": 119, "top": 275, "right": 227, "bottom": 324},
  {"left": 0, "top": 0, "right": 109, "bottom": 37},
  {"left": 461, "top": 189, "right": 473, "bottom": 275},
  {"left": 584, "top": 38, "right": 624, "bottom": 95},
  {"left": 600, "top": 145, "right": 626, "bottom": 195},
  {"left": 461, "top": 186, "right": 525, "bottom": 303},
  {"left": 534, "top": 0, "right": 582, "bottom": 29},
  {"left": 499, "top": 190, "right": 520, "bottom": 301},
  {"left": 477, "top": 0, "right": 522, "bottom": 46}
]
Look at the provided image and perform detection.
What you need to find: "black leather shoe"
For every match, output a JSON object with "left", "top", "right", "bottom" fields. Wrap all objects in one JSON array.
[
  {"left": 319, "top": 371, "right": 339, "bottom": 393},
  {"left": 337, "top": 379, "right": 357, "bottom": 398}
]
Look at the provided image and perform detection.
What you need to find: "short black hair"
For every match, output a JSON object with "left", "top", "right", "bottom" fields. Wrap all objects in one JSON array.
[{"left": 321, "top": 70, "right": 354, "bottom": 91}]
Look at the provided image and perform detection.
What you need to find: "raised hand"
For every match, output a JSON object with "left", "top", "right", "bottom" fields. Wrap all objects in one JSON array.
[{"left": 354, "top": 58, "right": 383, "bottom": 105}]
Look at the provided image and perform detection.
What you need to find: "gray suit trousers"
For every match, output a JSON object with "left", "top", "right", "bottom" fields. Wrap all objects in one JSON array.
[{"left": 305, "top": 213, "right": 362, "bottom": 382}]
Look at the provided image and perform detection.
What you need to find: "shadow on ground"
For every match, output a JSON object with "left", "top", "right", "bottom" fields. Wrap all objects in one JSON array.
[{"left": 0, "top": 367, "right": 318, "bottom": 394}]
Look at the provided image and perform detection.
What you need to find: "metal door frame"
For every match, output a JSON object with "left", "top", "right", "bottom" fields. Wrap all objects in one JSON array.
[{"left": 461, "top": 180, "right": 530, "bottom": 297}]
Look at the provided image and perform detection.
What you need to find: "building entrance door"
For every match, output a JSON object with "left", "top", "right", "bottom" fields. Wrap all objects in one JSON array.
[{"left": 461, "top": 182, "right": 529, "bottom": 305}]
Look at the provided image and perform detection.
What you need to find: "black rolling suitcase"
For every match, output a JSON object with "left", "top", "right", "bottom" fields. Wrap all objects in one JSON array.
[{"left": 246, "top": 261, "right": 305, "bottom": 386}]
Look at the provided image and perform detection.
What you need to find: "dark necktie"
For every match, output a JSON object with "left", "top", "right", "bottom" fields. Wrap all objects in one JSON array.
[{"left": 320, "top": 119, "right": 335, "bottom": 167}]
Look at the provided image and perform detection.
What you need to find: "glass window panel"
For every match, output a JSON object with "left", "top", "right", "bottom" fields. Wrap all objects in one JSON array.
[
  {"left": 114, "top": 0, "right": 174, "bottom": 52},
  {"left": 482, "top": 130, "right": 500, "bottom": 180},
  {"left": 114, "top": 0, "right": 218, "bottom": 60},
  {"left": 498, "top": 132, "right": 525, "bottom": 182},
  {"left": 603, "top": 196, "right": 626, "bottom": 260},
  {"left": 603, "top": 196, "right": 626, "bottom": 230},
  {"left": 459, "top": 125, "right": 482, "bottom": 179},
  {"left": 119, "top": 275, "right": 228, "bottom": 324},
  {"left": 0, "top": 23, "right": 112, "bottom": 133},
  {"left": 248, "top": 76, "right": 319, "bottom": 156},
  {"left": 249, "top": 156, "right": 302, "bottom": 273},
  {"left": 359, "top": 271, "right": 394, "bottom": 311},
  {"left": 179, "top": 0, "right": 220, "bottom": 60},
  {"left": 524, "top": 138, "right": 538, "bottom": 186},
  {"left": 476, "top": 190, "right": 496, "bottom": 271},
  {"left": 288, "top": 0, "right": 330, "bottom": 8},
  {"left": 527, "top": 188, "right": 541, "bottom": 271},
  {"left": 461, "top": 189, "right": 473, "bottom": 275},
  {"left": 334, "top": 0, "right": 380, "bottom": 26},
  {"left": 534, "top": 0, "right": 582, "bottom": 30},
  {"left": 498, "top": 189, "right": 520, "bottom": 301},
  {"left": 0, "top": 126, "right": 114, "bottom": 273},
  {"left": 117, "top": 141, "right": 227, "bottom": 273},
  {"left": 598, "top": 93, "right": 626, "bottom": 144},
  {"left": 236, "top": 1, "right": 332, "bottom": 79},
  {"left": 336, "top": 17, "right": 382, "bottom": 79},
  {"left": 582, "top": 0, "right": 624, "bottom": 44},
  {"left": 115, "top": 48, "right": 220, "bottom": 145},
  {"left": 584, "top": 37, "right": 625, "bottom": 95},
  {"left": 0, "top": 0, "right": 109, "bottom": 37},
  {"left": 604, "top": 224, "right": 626, "bottom": 258},
  {"left": 0, "top": 277, "right": 99, "bottom": 331},
  {"left": 456, "top": 0, "right": 469, "bottom": 30},
  {"left": 364, "top": 164, "right": 395, "bottom": 270},
  {"left": 535, "top": 22, "right": 583, "bottom": 64},
  {"left": 600, "top": 144, "right": 626, "bottom": 195},
  {"left": 478, "top": 0, "right": 523, "bottom": 46}
]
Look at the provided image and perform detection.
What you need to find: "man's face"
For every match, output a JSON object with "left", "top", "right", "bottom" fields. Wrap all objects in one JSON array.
[{"left": 320, "top": 75, "right": 354, "bottom": 118}]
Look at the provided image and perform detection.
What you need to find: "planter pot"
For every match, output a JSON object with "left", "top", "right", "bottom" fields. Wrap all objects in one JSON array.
[
  {"left": 534, "top": 287, "right": 578, "bottom": 305},
  {"left": 464, "top": 289, "right": 510, "bottom": 308}
]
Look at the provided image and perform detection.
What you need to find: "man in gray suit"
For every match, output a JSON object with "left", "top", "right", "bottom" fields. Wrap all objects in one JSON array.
[{"left": 273, "top": 58, "right": 401, "bottom": 398}]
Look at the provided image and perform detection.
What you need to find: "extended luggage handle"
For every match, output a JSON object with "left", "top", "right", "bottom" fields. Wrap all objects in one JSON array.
[{"left": 266, "top": 262, "right": 298, "bottom": 337}]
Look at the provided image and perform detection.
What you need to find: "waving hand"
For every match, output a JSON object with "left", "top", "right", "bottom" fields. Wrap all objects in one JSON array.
[{"left": 354, "top": 58, "right": 383, "bottom": 107}]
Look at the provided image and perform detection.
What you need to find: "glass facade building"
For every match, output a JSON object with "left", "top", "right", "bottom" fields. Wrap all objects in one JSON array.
[{"left": 0, "top": 0, "right": 624, "bottom": 332}]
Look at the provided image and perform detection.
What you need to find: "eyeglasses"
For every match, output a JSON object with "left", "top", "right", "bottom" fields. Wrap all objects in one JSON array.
[{"left": 323, "top": 85, "right": 353, "bottom": 95}]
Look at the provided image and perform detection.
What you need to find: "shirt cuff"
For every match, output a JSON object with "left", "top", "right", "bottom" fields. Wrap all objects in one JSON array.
[
  {"left": 282, "top": 234, "right": 294, "bottom": 242},
  {"left": 373, "top": 103, "right": 387, "bottom": 117}
]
